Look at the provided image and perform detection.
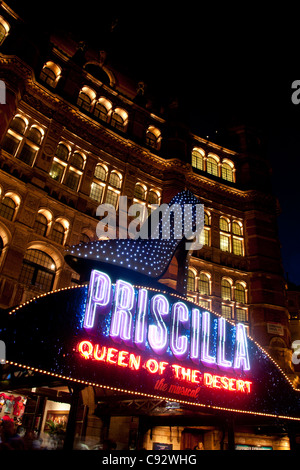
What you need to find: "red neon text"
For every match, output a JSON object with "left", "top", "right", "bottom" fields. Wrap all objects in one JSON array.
[
  {"left": 78, "top": 340, "right": 141, "bottom": 371},
  {"left": 204, "top": 373, "right": 252, "bottom": 393},
  {"left": 77, "top": 341, "right": 252, "bottom": 394},
  {"left": 172, "top": 365, "right": 201, "bottom": 384}
]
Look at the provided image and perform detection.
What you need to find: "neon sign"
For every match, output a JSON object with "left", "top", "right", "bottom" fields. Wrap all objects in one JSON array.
[
  {"left": 82, "top": 270, "right": 250, "bottom": 372},
  {"left": 77, "top": 340, "right": 252, "bottom": 395}
]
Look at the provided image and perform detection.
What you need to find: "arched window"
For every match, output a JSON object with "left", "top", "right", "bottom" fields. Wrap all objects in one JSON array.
[
  {"left": 146, "top": 126, "right": 161, "bottom": 149},
  {"left": 200, "top": 211, "right": 211, "bottom": 246},
  {"left": 51, "top": 143, "right": 84, "bottom": 191},
  {"left": 27, "top": 126, "right": 43, "bottom": 145},
  {"left": 206, "top": 155, "right": 219, "bottom": 177},
  {"left": 222, "top": 162, "right": 234, "bottom": 182},
  {"left": 77, "top": 92, "right": 91, "bottom": 112},
  {"left": 94, "top": 98, "right": 112, "bottom": 121},
  {"left": 50, "top": 221, "right": 65, "bottom": 244},
  {"left": 41, "top": 67, "right": 56, "bottom": 86},
  {"left": 0, "top": 196, "right": 16, "bottom": 221},
  {"left": 19, "top": 249, "right": 56, "bottom": 292},
  {"left": 94, "top": 164, "right": 107, "bottom": 181},
  {"left": 69, "top": 152, "right": 84, "bottom": 170},
  {"left": 187, "top": 270, "right": 195, "bottom": 291},
  {"left": 148, "top": 190, "right": 159, "bottom": 205},
  {"left": 0, "top": 23, "right": 6, "bottom": 44},
  {"left": 235, "top": 282, "right": 246, "bottom": 303},
  {"left": 221, "top": 278, "right": 232, "bottom": 300},
  {"left": 0, "top": 16, "right": 10, "bottom": 45},
  {"left": 198, "top": 273, "right": 210, "bottom": 295},
  {"left": 134, "top": 184, "right": 146, "bottom": 201},
  {"left": 192, "top": 148, "right": 205, "bottom": 171},
  {"left": 109, "top": 171, "right": 122, "bottom": 189},
  {"left": 111, "top": 108, "right": 128, "bottom": 131},
  {"left": 55, "top": 143, "right": 69, "bottom": 161},
  {"left": 10, "top": 116, "right": 27, "bottom": 135},
  {"left": 40, "top": 61, "right": 61, "bottom": 88},
  {"left": 220, "top": 217, "right": 230, "bottom": 232},
  {"left": 33, "top": 213, "right": 48, "bottom": 236},
  {"left": 232, "top": 220, "right": 244, "bottom": 256},
  {"left": 232, "top": 221, "right": 242, "bottom": 236},
  {"left": 219, "top": 217, "right": 231, "bottom": 252}
]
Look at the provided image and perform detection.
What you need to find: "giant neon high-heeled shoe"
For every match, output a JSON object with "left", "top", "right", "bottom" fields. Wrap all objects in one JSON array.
[{"left": 65, "top": 190, "right": 203, "bottom": 295}]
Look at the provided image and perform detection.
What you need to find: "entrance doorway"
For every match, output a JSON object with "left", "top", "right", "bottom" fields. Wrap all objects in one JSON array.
[{"left": 181, "top": 428, "right": 204, "bottom": 450}]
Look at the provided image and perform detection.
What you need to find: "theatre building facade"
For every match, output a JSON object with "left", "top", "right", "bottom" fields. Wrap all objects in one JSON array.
[{"left": 0, "top": 2, "right": 299, "bottom": 450}]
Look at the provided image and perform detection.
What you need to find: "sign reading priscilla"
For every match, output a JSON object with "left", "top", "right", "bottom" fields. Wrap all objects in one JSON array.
[
  {"left": 79, "top": 270, "right": 251, "bottom": 396},
  {"left": 2, "top": 268, "right": 300, "bottom": 419},
  {"left": 75, "top": 270, "right": 253, "bottom": 406}
]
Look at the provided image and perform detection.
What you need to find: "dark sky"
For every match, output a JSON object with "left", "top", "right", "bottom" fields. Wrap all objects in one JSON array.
[{"left": 7, "top": 1, "right": 300, "bottom": 284}]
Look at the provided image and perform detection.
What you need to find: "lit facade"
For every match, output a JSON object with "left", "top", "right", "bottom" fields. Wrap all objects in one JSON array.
[{"left": 0, "top": 2, "right": 299, "bottom": 450}]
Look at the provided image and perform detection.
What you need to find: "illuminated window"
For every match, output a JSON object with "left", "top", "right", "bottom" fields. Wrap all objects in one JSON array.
[
  {"left": 111, "top": 108, "right": 128, "bottom": 132},
  {"left": 64, "top": 168, "right": 81, "bottom": 191},
  {"left": 146, "top": 126, "right": 161, "bottom": 150},
  {"left": 192, "top": 148, "right": 205, "bottom": 171},
  {"left": 0, "top": 196, "right": 16, "bottom": 221},
  {"left": 220, "top": 217, "right": 230, "bottom": 232},
  {"left": 90, "top": 164, "right": 108, "bottom": 203},
  {"left": 134, "top": 184, "right": 146, "bottom": 201},
  {"left": 222, "top": 304, "right": 232, "bottom": 320},
  {"left": 1, "top": 132, "right": 22, "bottom": 156},
  {"left": 2, "top": 115, "right": 44, "bottom": 167},
  {"left": 219, "top": 217, "right": 231, "bottom": 252},
  {"left": 221, "top": 278, "right": 232, "bottom": 300},
  {"left": 206, "top": 155, "right": 219, "bottom": 177},
  {"left": 50, "top": 221, "right": 65, "bottom": 244},
  {"left": 0, "top": 17, "right": 10, "bottom": 45},
  {"left": 40, "top": 62, "right": 61, "bottom": 88},
  {"left": 133, "top": 184, "right": 161, "bottom": 219},
  {"left": 49, "top": 160, "right": 64, "bottom": 182},
  {"left": 232, "top": 237, "right": 243, "bottom": 256},
  {"left": 2, "top": 116, "right": 44, "bottom": 166},
  {"left": 222, "top": 161, "right": 234, "bottom": 182},
  {"left": 109, "top": 171, "right": 122, "bottom": 189},
  {"left": 19, "top": 249, "right": 56, "bottom": 292},
  {"left": 232, "top": 221, "right": 242, "bottom": 236},
  {"left": 55, "top": 143, "right": 69, "bottom": 161},
  {"left": 90, "top": 182, "right": 104, "bottom": 202},
  {"left": 105, "top": 189, "right": 119, "bottom": 208},
  {"left": 33, "top": 213, "right": 48, "bottom": 236},
  {"left": 94, "top": 97, "right": 112, "bottom": 122},
  {"left": 69, "top": 151, "right": 84, "bottom": 170},
  {"left": 232, "top": 220, "right": 244, "bottom": 256},
  {"left": 94, "top": 164, "right": 107, "bottom": 181},
  {"left": 17, "top": 142, "right": 38, "bottom": 166},
  {"left": 50, "top": 143, "right": 84, "bottom": 191},
  {"left": 27, "top": 126, "right": 43, "bottom": 145},
  {"left": 198, "top": 273, "right": 210, "bottom": 295},
  {"left": 148, "top": 190, "right": 159, "bottom": 205},
  {"left": 236, "top": 307, "right": 247, "bottom": 322},
  {"left": 200, "top": 211, "right": 211, "bottom": 246},
  {"left": 77, "top": 92, "right": 91, "bottom": 111},
  {"left": 235, "top": 282, "right": 246, "bottom": 303},
  {"left": 10, "top": 116, "right": 27, "bottom": 135},
  {"left": 187, "top": 270, "right": 195, "bottom": 291},
  {"left": 199, "top": 299, "right": 210, "bottom": 310},
  {"left": 220, "top": 234, "right": 230, "bottom": 252}
]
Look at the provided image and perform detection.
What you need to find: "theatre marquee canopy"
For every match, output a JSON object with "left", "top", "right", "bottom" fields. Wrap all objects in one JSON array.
[{"left": 1, "top": 268, "right": 300, "bottom": 421}]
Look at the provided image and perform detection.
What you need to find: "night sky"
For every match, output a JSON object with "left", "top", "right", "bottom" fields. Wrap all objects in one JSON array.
[{"left": 6, "top": 2, "right": 300, "bottom": 285}]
